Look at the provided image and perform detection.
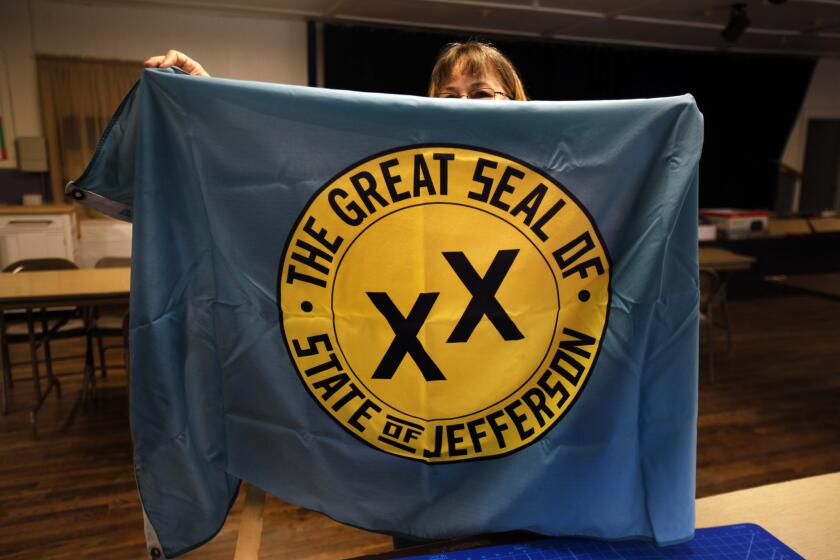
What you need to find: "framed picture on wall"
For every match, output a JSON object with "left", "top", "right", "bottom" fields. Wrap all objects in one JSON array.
[{"left": 0, "top": 50, "right": 17, "bottom": 168}]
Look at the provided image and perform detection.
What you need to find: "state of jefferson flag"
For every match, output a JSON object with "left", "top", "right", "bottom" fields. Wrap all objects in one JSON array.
[{"left": 71, "top": 68, "right": 703, "bottom": 558}]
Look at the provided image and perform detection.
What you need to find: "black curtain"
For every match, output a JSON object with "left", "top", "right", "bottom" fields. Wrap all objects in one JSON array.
[{"left": 322, "top": 24, "right": 816, "bottom": 210}]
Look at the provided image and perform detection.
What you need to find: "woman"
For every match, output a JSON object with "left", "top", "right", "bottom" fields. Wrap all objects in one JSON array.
[
  {"left": 426, "top": 41, "right": 527, "bottom": 101},
  {"left": 144, "top": 41, "right": 527, "bottom": 101}
]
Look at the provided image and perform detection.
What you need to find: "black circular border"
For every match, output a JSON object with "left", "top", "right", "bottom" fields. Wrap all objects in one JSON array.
[{"left": 277, "top": 143, "right": 613, "bottom": 464}]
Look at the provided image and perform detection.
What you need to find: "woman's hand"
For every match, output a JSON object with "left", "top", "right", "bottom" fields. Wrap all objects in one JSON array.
[{"left": 144, "top": 50, "right": 210, "bottom": 77}]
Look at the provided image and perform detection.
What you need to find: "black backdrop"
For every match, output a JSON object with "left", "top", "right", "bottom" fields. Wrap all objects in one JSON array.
[{"left": 322, "top": 24, "right": 816, "bottom": 209}]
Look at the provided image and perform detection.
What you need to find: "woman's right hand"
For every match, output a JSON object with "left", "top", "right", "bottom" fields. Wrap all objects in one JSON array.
[{"left": 144, "top": 50, "right": 210, "bottom": 77}]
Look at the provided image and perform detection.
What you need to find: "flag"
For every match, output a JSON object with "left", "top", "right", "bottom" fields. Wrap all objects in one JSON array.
[{"left": 71, "top": 68, "right": 703, "bottom": 558}]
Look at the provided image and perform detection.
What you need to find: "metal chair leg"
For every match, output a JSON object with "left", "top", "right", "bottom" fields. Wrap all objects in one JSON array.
[
  {"left": 2, "top": 327, "right": 12, "bottom": 389},
  {"left": 720, "top": 288, "right": 733, "bottom": 354},
  {"left": 26, "top": 309, "right": 41, "bottom": 402},
  {"left": 26, "top": 309, "right": 42, "bottom": 437},
  {"left": 63, "top": 308, "right": 98, "bottom": 433},
  {"left": 1, "top": 332, "right": 8, "bottom": 415},
  {"left": 0, "top": 314, "right": 9, "bottom": 414},
  {"left": 85, "top": 308, "right": 97, "bottom": 397},
  {"left": 1, "top": 369, "right": 6, "bottom": 415},
  {"left": 96, "top": 332, "right": 108, "bottom": 378},
  {"left": 707, "top": 307, "right": 715, "bottom": 384},
  {"left": 2, "top": 348, "right": 10, "bottom": 389},
  {"left": 41, "top": 312, "right": 61, "bottom": 399}
]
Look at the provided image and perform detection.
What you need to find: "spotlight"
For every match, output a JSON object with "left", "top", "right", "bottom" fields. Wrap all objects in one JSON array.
[{"left": 721, "top": 3, "right": 750, "bottom": 43}]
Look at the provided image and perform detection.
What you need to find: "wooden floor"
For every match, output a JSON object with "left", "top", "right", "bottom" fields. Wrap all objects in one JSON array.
[{"left": 1, "top": 292, "right": 839, "bottom": 559}]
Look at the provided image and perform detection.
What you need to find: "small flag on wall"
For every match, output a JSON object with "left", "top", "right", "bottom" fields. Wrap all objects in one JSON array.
[{"left": 0, "top": 116, "right": 7, "bottom": 161}]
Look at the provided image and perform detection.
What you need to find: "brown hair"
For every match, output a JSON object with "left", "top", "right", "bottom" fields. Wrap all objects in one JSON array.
[{"left": 428, "top": 41, "right": 527, "bottom": 100}]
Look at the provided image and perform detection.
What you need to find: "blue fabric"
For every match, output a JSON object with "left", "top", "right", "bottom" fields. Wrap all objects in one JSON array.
[{"left": 72, "top": 68, "right": 702, "bottom": 558}]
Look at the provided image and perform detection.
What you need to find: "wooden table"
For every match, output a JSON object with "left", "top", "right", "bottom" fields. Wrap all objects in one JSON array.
[
  {"left": 766, "top": 272, "right": 840, "bottom": 302},
  {"left": 697, "top": 472, "right": 839, "bottom": 559},
  {"left": 357, "top": 473, "right": 839, "bottom": 559},
  {"left": 810, "top": 217, "right": 840, "bottom": 233},
  {"left": 0, "top": 267, "right": 130, "bottom": 430},
  {"left": 767, "top": 217, "right": 812, "bottom": 236},
  {"left": 0, "top": 204, "right": 77, "bottom": 215},
  {"left": 699, "top": 247, "right": 757, "bottom": 271},
  {"left": 0, "top": 267, "right": 130, "bottom": 306}
]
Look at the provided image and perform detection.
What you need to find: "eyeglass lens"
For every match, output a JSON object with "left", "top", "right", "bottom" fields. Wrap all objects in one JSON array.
[{"left": 439, "top": 87, "right": 503, "bottom": 100}]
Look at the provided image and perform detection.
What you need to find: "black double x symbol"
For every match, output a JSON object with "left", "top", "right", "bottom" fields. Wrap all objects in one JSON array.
[
  {"left": 443, "top": 250, "right": 524, "bottom": 343},
  {"left": 367, "top": 250, "right": 523, "bottom": 382},
  {"left": 367, "top": 292, "right": 445, "bottom": 381}
]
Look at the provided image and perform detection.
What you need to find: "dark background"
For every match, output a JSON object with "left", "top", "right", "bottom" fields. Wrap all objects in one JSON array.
[{"left": 322, "top": 23, "right": 816, "bottom": 210}]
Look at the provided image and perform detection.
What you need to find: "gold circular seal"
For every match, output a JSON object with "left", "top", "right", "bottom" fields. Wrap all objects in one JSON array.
[{"left": 279, "top": 146, "right": 610, "bottom": 462}]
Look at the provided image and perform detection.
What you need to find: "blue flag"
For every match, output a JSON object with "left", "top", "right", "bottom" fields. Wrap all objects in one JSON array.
[{"left": 71, "top": 68, "right": 702, "bottom": 558}]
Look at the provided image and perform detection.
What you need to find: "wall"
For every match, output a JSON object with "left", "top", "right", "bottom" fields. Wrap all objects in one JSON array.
[
  {"left": 0, "top": 1, "right": 38, "bottom": 168},
  {"left": 0, "top": 0, "right": 308, "bottom": 170},
  {"left": 1, "top": 0, "right": 834, "bottom": 194},
  {"left": 781, "top": 58, "right": 840, "bottom": 172},
  {"left": 779, "top": 58, "right": 840, "bottom": 211}
]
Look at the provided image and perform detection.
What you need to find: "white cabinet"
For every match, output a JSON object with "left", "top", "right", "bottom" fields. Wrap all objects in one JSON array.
[
  {"left": 0, "top": 206, "right": 77, "bottom": 269},
  {"left": 77, "top": 219, "right": 132, "bottom": 268}
]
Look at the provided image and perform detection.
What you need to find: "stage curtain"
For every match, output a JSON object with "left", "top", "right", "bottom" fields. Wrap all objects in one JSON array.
[
  {"left": 322, "top": 24, "right": 816, "bottom": 210},
  {"left": 37, "top": 56, "right": 140, "bottom": 209}
]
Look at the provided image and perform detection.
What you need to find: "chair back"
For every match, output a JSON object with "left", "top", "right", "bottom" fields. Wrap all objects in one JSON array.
[
  {"left": 95, "top": 257, "right": 131, "bottom": 269},
  {"left": 699, "top": 268, "right": 721, "bottom": 312},
  {"left": 3, "top": 258, "right": 79, "bottom": 274}
]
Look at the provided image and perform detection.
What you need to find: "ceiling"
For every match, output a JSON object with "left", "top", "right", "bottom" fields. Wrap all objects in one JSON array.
[{"left": 93, "top": 0, "right": 840, "bottom": 57}]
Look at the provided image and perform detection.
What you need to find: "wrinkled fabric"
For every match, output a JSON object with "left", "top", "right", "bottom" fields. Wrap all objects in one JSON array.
[{"left": 71, "top": 68, "right": 702, "bottom": 558}]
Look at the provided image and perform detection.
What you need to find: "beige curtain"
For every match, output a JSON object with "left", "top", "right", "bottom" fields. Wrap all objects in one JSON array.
[{"left": 38, "top": 56, "right": 140, "bottom": 210}]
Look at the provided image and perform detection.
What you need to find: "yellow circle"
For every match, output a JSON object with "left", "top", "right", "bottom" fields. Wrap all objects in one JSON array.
[
  {"left": 333, "top": 203, "right": 558, "bottom": 420},
  {"left": 279, "top": 146, "right": 610, "bottom": 462}
]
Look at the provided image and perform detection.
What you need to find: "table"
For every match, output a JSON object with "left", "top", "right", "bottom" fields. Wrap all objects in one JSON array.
[
  {"left": 767, "top": 217, "right": 812, "bottom": 236},
  {"left": 696, "top": 472, "right": 839, "bottom": 559},
  {"left": 699, "top": 247, "right": 756, "bottom": 271},
  {"left": 809, "top": 217, "right": 840, "bottom": 233},
  {"left": 358, "top": 472, "right": 839, "bottom": 560},
  {"left": 0, "top": 267, "right": 130, "bottom": 430},
  {"left": 766, "top": 272, "right": 840, "bottom": 302}
]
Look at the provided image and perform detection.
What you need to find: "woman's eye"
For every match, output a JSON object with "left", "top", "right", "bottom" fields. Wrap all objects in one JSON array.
[{"left": 470, "top": 90, "right": 494, "bottom": 99}]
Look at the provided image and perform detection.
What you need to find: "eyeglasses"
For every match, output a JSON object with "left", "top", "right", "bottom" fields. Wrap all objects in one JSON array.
[{"left": 438, "top": 87, "right": 509, "bottom": 100}]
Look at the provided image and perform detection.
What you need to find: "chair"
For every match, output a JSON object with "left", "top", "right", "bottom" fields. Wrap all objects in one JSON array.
[
  {"left": 92, "top": 257, "right": 130, "bottom": 377},
  {"left": 0, "top": 258, "right": 90, "bottom": 406},
  {"left": 699, "top": 267, "right": 733, "bottom": 383},
  {"left": 95, "top": 257, "right": 131, "bottom": 269},
  {"left": 3, "top": 258, "right": 78, "bottom": 274}
]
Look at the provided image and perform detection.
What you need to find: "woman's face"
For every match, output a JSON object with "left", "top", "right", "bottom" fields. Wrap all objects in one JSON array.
[{"left": 438, "top": 68, "right": 509, "bottom": 100}]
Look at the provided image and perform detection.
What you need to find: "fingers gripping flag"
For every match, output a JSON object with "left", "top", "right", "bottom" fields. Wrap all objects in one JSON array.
[{"left": 71, "top": 68, "right": 703, "bottom": 558}]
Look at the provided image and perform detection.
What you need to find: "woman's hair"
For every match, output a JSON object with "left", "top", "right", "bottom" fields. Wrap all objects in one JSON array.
[{"left": 427, "top": 41, "right": 527, "bottom": 100}]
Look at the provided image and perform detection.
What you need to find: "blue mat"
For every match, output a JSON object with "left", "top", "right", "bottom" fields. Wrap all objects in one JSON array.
[{"left": 400, "top": 524, "right": 803, "bottom": 559}]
